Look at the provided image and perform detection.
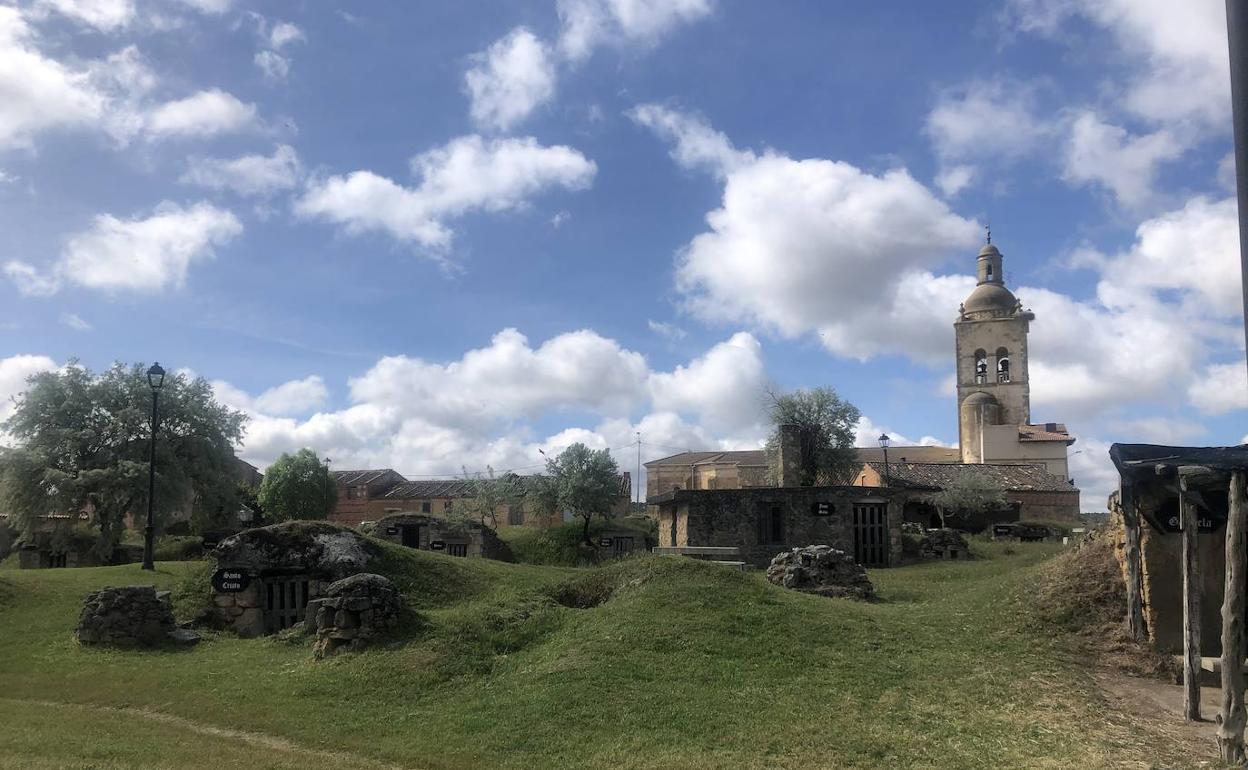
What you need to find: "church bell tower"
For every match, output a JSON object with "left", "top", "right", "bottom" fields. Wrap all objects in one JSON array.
[{"left": 954, "top": 238, "right": 1034, "bottom": 463}]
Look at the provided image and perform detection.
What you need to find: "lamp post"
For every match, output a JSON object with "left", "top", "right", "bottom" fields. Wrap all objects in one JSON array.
[
  {"left": 141, "top": 362, "right": 165, "bottom": 571},
  {"left": 878, "top": 433, "right": 891, "bottom": 488}
]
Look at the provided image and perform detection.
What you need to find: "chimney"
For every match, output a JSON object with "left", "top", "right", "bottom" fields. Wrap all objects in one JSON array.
[
  {"left": 777, "top": 423, "right": 801, "bottom": 487},
  {"left": 1045, "top": 422, "right": 1057, "bottom": 432}
]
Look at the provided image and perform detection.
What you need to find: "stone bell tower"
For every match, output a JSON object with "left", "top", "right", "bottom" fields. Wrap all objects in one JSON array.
[{"left": 954, "top": 238, "right": 1034, "bottom": 463}]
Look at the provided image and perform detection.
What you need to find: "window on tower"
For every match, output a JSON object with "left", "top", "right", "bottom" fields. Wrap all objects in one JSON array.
[
  {"left": 974, "top": 350, "right": 988, "bottom": 384},
  {"left": 996, "top": 347, "right": 1010, "bottom": 383}
]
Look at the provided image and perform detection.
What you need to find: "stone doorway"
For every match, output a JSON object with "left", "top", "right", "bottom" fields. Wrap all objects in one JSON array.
[{"left": 400, "top": 523, "right": 421, "bottom": 548}]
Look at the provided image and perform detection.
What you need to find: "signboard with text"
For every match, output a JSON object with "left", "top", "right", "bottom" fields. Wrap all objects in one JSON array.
[
  {"left": 810, "top": 501, "right": 833, "bottom": 516},
  {"left": 430, "top": 541, "right": 446, "bottom": 551},
  {"left": 211, "top": 569, "right": 251, "bottom": 593}
]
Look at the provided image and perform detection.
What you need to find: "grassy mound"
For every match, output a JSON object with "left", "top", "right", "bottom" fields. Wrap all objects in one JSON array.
[
  {"left": 0, "top": 540, "right": 1215, "bottom": 768},
  {"left": 500, "top": 518, "right": 654, "bottom": 566},
  {"left": 1031, "top": 528, "right": 1177, "bottom": 679}
]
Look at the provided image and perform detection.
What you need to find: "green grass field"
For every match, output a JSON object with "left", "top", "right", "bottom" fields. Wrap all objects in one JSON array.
[{"left": 0, "top": 540, "right": 1214, "bottom": 769}]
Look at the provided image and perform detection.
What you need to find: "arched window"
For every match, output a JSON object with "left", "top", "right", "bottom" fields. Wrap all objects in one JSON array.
[
  {"left": 996, "top": 347, "right": 1010, "bottom": 383},
  {"left": 974, "top": 349, "right": 988, "bottom": 384}
]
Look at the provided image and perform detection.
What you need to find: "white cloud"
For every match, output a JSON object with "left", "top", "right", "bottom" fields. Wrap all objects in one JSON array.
[
  {"left": 59, "top": 312, "right": 92, "bottom": 331},
  {"left": 632, "top": 106, "right": 980, "bottom": 363},
  {"left": 1189, "top": 363, "right": 1248, "bottom": 415},
  {"left": 1008, "top": 0, "right": 1229, "bottom": 128},
  {"left": 1068, "top": 435, "right": 1117, "bottom": 509},
  {"left": 254, "top": 50, "right": 289, "bottom": 83},
  {"left": 926, "top": 78, "right": 1051, "bottom": 164},
  {"left": 269, "top": 21, "right": 304, "bottom": 50},
  {"left": 854, "top": 415, "right": 951, "bottom": 449},
  {"left": 35, "top": 0, "right": 135, "bottom": 31},
  {"left": 144, "top": 89, "right": 256, "bottom": 139},
  {"left": 1061, "top": 112, "right": 1185, "bottom": 208},
  {"left": 1108, "top": 417, "right": 1208, "bottom": 444},
  {"left": 171, "top": 0, "right": 232, "bottom": 14},
  {"left": 935, "top": 164, "right": 974, "bottom": 197},
  {"left": 295, "top": 135, "right": 596, "bottom": 250},
  {"left": 465, "top": 27, "right": 557, "bottom": 131},
  {"left": 254, "top": 375, "right": 328, "bottom": 415},
  {"left": 0, "top": 354, "right": 57, "bottom": 425},
  {"left": 647, "top": 331, "right": 768, "bottom": 434},
  {"left": 181, "top": 144, "right": 301, "bottom": 197},
  {"left": 6, "top": 201, "right": 242, "bottom": 296},
  {"left": 647, "top": 319, "right": 686, "bottom": 341},
  {"left": 557, "top": 0, "right": 714, "bottom": 62}
]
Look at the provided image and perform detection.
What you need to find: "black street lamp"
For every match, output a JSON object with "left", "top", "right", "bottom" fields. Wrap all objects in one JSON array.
[
  {"left": 877, "top": 433, "right": 891, "bottom": 488},
  {"left": 141, "top": 362, "right": 165, "bottom": 571}
]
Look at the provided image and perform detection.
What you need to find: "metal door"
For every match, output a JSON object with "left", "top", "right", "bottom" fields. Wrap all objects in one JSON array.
[
  {"left": 852, "top": 503, "right": 888, "bottom": 568},
  {"left": 264, "top": 576, "right": 310, "bottom": 633}
]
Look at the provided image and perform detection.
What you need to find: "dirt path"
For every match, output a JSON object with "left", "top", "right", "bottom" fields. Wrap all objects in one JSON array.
[
  {"left": 1093, "top": 671, "right": 1228, "bottom": 766},
  {"left": 0, "top": 697, "right": 418, "bottom": 770}
]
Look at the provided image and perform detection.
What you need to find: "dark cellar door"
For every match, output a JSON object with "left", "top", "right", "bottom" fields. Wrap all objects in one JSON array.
[
  {"left": 264, "top": 577, "right": 311, "bottom": 633},
  {"left": 852, "top": 503, "right": 888, "bottom": 568},
  {"left": 401, "top": 524, "right": 421, "bottom": 548}
]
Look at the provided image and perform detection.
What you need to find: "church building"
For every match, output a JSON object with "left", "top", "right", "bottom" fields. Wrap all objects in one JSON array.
[{"left": 954, "top": 239, "right": 1075, "bottom": 480}]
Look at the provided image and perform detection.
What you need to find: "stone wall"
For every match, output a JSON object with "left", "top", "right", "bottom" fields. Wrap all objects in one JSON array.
[
  {"left": 76, "top": 585, "right": 197, "bottom": 647},
  {"left": 370, "top": 512, "right": 504, "bottom": 559},
  {"left": 652, "top": 487, "right": 904, "bottom": 568}
]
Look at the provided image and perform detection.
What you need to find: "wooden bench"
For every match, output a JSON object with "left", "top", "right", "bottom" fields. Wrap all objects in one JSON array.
[{"left": 651, "top": 546, "right": 747, "bottom": 571}]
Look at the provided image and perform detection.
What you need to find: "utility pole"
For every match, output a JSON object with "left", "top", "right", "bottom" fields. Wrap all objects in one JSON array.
[{"left": 635, "top": 431, "right": 642, "bottom": 510}]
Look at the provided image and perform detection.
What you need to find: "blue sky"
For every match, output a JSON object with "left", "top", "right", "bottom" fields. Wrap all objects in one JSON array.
[{"left": 0, "top": 0, "right": 1243, "bottom": 507}]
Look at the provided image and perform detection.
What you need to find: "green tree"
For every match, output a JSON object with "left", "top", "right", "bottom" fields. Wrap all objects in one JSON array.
[
  {"left": 544, "top": 443, "right": 623, "bottom": 547},
  {"left": 454, "top": 467, "right": 523, "bottom": 529},
  {"left": 924, "top": 468, "right": 1008, "bottom": 528},
  {"left": 0, "top": 362, "right": 245, "bottom": 556},
  {"left": 257, "top": 448, "right": 336, "bottom": 522},
  {"left": 764, "top": 387, "right": 861, "bottom": 486}
]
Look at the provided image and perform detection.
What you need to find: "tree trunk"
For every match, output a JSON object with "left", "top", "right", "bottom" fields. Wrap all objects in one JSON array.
[
  {"left": 1182, "top": 491, "right": 1203, "bottom": 721},
  {"left": 1220, "top": 470, "right": 1248, "bottom": 763},
  {"left": 1120, "top": 485, "right": 1147, "bottom": 642}
]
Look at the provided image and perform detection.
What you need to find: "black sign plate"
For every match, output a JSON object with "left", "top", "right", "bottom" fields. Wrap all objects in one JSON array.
[
  {"left": 430, "top": 541, "right": 446, "bottom": 551},
  {"left": 211, "top": 569, "right": 251, "bottom": 593},
  {"left": 598, "top": 537, "right": 613, "bottom": 547},
  {"left": 386, "top": 526, "right": 398, "bottom": 535},
  {"left": 993, "top": 525, "right": 1014, "bottom": 537},
  {"left": 811, "top": 501, "right": 833, "bottom": 516},
  {"left": 1159, "top": 512, "right": 1225, "bottom": 534}
]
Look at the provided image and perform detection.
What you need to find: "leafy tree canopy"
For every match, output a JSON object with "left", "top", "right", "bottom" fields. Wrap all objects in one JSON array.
[
  {"left": 765, "top": 387, "right": 861, "bottom": 486},
  {"left": 542, "top": 443, "right": 623, "bottom": 546},
  {"left": 0, "top": 362, "right": 246, "bottom": 554},
  {"left": 257, "top": 448, "right": 336, "bottom": 522},
  {"left": 451, "top": 467, "right": 524, "bottom": 530},
  {"left": 925, "top": 468, "right": 1008, "bottom": 527}
]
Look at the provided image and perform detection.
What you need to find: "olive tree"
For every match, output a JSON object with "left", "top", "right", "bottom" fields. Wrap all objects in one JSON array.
[
  {"left": 764, "top": 387, "right": 861, "bottom": 486},
  {"left": 0, "top": 362, "right": 245, "bottom": 555},
  {"left": 925, "top": 468, "right": 1008, "bottom": 528},
  {"left": 544, "top": 443, "right": 624, "bottom": 546}
]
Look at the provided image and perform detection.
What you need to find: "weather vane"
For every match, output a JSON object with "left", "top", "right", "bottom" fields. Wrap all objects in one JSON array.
[{"left": 985, "top": 222, "right": 991, "bottom": 245}]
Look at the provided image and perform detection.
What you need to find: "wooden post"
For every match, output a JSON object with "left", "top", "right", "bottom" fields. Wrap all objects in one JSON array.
[
  {"left": 1120, "top": 484, "right": 1147, "bottom": 642},
  {"left": 1181, "top": 486, "right": 1203, "bottom": 721},
  {"left": 1220, "top": 470, "right": 1248, "bottom": 763}
]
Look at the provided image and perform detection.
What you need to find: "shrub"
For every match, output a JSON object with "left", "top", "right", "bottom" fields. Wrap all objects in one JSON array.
[
  {"left": 505, "top": 519, "right": 654, "bottom": 566},
  {"left": 153, "top": 535, "right": 204, "bottom": 562}
]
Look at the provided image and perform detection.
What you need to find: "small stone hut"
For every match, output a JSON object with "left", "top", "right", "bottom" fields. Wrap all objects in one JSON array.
[
  {"left": 370, "top": 512, "right": 503, "bottom": 558},
  {"left": 649, "top": 486, "right": 903, "bottom": 569},
  {"left": 210, "top": 521, "right": 382, "bottom": 637}
]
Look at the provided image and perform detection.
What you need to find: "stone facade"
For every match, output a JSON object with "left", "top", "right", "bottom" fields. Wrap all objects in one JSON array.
[
  {"left": 210, "top": 521, "right": 382, "bottom": 637},
  {"left": 918, "top": 528, "right": 970, "bottom": 560},
  {"left": 765, "top": 545, "right": 875, "bottom": 600},
  {"left": 650, "top": 487, "right": 903, "bottom": 569},
  {"left": 306, "top": 573, "right": 407, "bottom": 657},
  {"left": 76, "top": 585, "right": 199, "bottom": 647},
  {"left": 371, "top": 512, "right": 504, "bottom": 559}
]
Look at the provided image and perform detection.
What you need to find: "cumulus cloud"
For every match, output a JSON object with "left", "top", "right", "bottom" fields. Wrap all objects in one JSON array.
[
  {"left": 557, "top": 0, "right": 714, "bottom": 62},
  {"left": 208, "top": 329, "right": 769, "bottom": 477},
  {"left": 0, "top": 11, "right": 255, "bottom": 150},
  {"left": 632, "top": 105, "right": 980, "bottom": 363},
  {"left": 295, "top": 135, "right": 596, "bottom": 251},
  {"left": 34, "top": 0, "right": 135, "bottom": 31},
  {"left": 181, "top": 144, "right": 301, "bottom": 197},
  {"left": 1009, "top": 0, "right": 1229, "bottom": 128},
  {"left": 0, "top": 354, "right": 58, "bottom": 425},
  {"left": 253, "top": 19, "right": 304, "bottom": 83},
  {"left": 1189, "top": 362, "right": 1248, "bottom": 415},
  {"left": 1061, "top": 112, "right": 1185, "bottom": 209},
  {"left": 59, "top": 312, "right": 92, "bottom": 331},
  {"left": 465, "top": 27, "right": 557, "bottom": 131},
  {"left": 5, "top": 201, "right": 242, "bottom": 296},
  {"left": 171, "top": 0, "right": 232, "bottom": 14}
]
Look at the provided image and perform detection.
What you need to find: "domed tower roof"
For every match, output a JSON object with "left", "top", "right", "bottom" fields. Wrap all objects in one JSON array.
[
  {"left": 961, "top": 238, "right": 1020, "bottom": 316},
  {"left": 961, "top": 390, "right": 998, "bottom": 407}
]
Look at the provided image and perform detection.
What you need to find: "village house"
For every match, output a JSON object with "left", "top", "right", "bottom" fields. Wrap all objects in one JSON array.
[{"left": 329, "top": 468, "right": 631, "bottom": 529}]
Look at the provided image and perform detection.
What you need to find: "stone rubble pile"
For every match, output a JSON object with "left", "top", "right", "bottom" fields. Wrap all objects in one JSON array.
[
  {"left": 306, "top": 572, "right": 405, "bottom": 657},
  {"left": 765, "top": 545, "right": 875, "bottom": 601},
  {"left": 919, "top": 528, "right": 970, "bottom": 559},
  {"left": 75, "top": 585, "right": 200, "bottom": 647}
]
